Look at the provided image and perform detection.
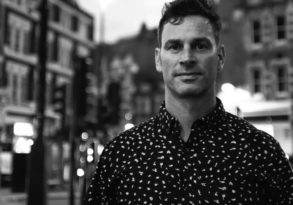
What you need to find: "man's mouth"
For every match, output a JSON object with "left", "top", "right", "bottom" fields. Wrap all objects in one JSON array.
[
  {"left": 175, "top": 72, "right": 200, "bottom": 76},
  {"left": 175, "top": 72, "right": 203, "bottom": 77},
  {"left": 174, "top": 72, "right": 203, "bottom": 82}
]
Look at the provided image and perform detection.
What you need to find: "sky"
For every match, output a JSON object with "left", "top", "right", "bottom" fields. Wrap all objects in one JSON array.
[{"left": 77, "top": 0, "right": 172, "bottom": 43}]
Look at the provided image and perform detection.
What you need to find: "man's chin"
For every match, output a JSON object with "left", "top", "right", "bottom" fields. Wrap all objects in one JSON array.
[{"left": 173, "top": 88, "right": 206, "bottom": 99}]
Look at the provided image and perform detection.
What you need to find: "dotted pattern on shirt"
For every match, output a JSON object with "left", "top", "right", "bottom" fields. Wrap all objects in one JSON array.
[{"left": 85, "top": 99, "right": 293, "bottom": 205}]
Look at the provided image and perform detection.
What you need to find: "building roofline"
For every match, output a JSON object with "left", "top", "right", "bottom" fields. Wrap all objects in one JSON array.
[{"left": 52, "top": 0, "right": 94, "bottom": 20}]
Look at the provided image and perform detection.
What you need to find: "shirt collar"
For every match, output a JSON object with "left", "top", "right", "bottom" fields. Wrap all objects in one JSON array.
[{"left": 156, "top": 98, "right": 226, "bottom": 136}]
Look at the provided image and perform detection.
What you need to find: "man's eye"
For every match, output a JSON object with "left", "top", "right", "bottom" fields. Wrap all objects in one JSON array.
[
  {"left": 193, "top": 41, "right": 212, "bottom": 51},
  {"left": 167, "top": 43, "right": 182, "bottom": 51},
  {"left": 196, "top": 43, "right": 209, "bottom": 50}
]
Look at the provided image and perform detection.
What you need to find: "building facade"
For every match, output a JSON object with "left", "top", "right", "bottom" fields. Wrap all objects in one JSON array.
[
  {"left": 238, "top": 0, "right": 293, "bottom": 157},
  {"left": 0, "top": 0, "right": 95, "bottom": 191}
]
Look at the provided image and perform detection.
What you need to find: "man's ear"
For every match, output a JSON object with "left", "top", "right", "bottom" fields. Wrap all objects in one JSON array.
[
  {"left": 155, "top": 48, "right": 162, "bottom": 72},
  {"left": 217, "top": 44, "right": 225, "bottom": 71}
]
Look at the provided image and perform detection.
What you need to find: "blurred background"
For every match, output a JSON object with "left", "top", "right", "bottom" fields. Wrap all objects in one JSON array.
[{"left": 0, "top": 0, "right": 293, "bottom": 204}]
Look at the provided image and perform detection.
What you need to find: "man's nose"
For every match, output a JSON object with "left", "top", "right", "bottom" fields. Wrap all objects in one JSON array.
[{"left": 179, "top": 47, "right": 197, "bottom": 67}]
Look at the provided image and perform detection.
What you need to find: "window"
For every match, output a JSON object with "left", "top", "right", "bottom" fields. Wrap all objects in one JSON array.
[
  {"left": 12, "top": 74, "right": 18, "bottom": 104},
  {"left": 69, "top": 44, "right": 76, "bottom": 68},
  {"left": 87, "top": 24, "right": 93, "bottom": 40},
  {"left": 50, "top": 34, "right": 59, "bottom": 62},
  {"left": 14, "top": 28, "right": 21, "bottom": 52},
  {"left": 23, "top": 31, "right": 31, "bottom": 54},
  {"left": 0, "top": 63, "right": 8, "bottom": 87},
  {"left": 51, "top": 4, "right": 60, "bottom": 23},
  {"left": 21, "top": 75, "right": 28, "bottom": 103},
  {"left": 275, "top": 65, "right": 288, "bottom": 92},
  {"left": 71, "top": 15, "right": 79, "bottom": 32},
  {"left": 252, "top": 20, "right": 261, "bottom": 43},
  {"left": 5, "top": 24, "right": 11, "bottom": 45},
  {"left": 27, "top": 24, "right": 36, "bottom": 54},
  {"left": 276, "top": 15, "right": 286, "bottom": 40},
  {"left": 252, "top": 68, "right": 262, "bottom": 93},
  {"left": 27, "top": 66, "right": 34, "bottom": 101}
]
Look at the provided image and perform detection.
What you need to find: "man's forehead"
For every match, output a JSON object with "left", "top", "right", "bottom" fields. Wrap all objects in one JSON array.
[{"left": 161, "top": 15, "right": 215, "bottom": 42}]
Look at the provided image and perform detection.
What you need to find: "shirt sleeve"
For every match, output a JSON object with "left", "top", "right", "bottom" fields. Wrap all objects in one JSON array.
[
  {"left": 262, "top": 135, "right": 293, "bottom": 204},
  {"left": 85, "top": 141, "right": 120, "bottom": 205}
]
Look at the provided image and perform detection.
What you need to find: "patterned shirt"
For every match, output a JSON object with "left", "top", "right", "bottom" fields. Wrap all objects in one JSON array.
[{"left": 86, "top": 99, "right": 293, "bottom": 204}]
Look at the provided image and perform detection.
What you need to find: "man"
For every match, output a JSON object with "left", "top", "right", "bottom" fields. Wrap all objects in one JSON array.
[{"left": 86, "top": 0, "right": 293, "bottom": 204}]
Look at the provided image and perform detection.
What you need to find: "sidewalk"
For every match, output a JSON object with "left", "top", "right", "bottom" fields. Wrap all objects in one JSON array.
[{"left": 0, "top": 188, "right": 80, "bottom": 205}]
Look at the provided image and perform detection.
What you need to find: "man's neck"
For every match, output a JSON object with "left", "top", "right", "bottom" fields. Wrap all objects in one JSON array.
[{"left": 165, "top": 92, "right": 216, "bottom": 142}]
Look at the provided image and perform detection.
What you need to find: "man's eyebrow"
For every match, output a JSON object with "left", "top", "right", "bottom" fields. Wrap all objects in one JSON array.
[
  {"left": 164, "top": 39, "right": 181, "bottom": 45},
  {"left": 165, "top": 37, "right": 212, "bottom": 44},
  {"left": 163, "top": 37, "right": 213, "bottom": 49}
]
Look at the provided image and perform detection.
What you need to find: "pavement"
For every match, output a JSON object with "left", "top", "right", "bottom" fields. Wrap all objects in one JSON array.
[{"left": 0, "top": 188, "right": 81, "bottom": 205}]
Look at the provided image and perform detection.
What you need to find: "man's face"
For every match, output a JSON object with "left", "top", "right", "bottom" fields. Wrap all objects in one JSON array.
[{"left": 155, "top": 15, "right": 225, "bottom": 99}]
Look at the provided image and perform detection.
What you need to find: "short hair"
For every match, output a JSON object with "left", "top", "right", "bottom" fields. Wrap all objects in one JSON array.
[{"left": 157, "top": 0, "right": 222, "bottom": 47}]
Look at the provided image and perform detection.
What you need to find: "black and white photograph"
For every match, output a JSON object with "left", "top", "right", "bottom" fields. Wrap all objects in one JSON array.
[{"left": 0, "top": 0, "right": 292, "bottom": 204}]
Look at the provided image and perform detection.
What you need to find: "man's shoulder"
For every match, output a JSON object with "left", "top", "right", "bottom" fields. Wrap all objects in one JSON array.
[
  {"left": 121, "top": 116, "right": 156, "bottom": 137},
  {"left": 223, "top": 111, "right": 281, "bottom": 149},
  {"left": 221, "top": 111, "right": 256, "bottom": 131},
  {"left": 106, "top": 116, "right": 156, "bottom": 149}
]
